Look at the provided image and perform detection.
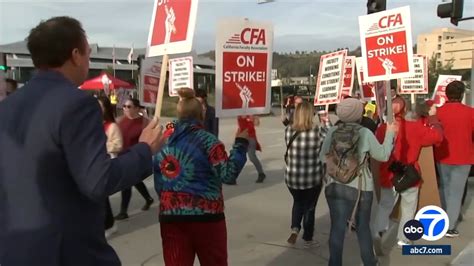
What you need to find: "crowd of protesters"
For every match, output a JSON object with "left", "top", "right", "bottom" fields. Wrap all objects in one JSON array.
[{"left": 0, "top": 16, "right": 473, "bottom": 266}]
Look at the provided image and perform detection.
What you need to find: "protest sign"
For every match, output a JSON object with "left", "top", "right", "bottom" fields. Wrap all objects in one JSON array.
[
  {"left": 432, "top": 75, "right": 462, "bottom": 106},
  {"left": 271, "top": 69, "right": 278, "bottom": 80},
  {"left": 341, "top": 56, "right": 356, "bottom": 98},
  {"left": 147, "top": 0, "right": 199, "bottom": 57},
  {"left": 356, "top": 57, "right": 376, "bottom": 101},
  {"left": 398, "top": 55, "right": 428, "bottom": 94},
  {"left": 215, "top": 18, "right": 273, "bottom": 117},
  {"left": 139, "top": 57, "right": 162, "bottom": 108},
  {"left": 358, "top": 6, "right": 414, "bottom": 82},
  {"left": 375, "top": 81, "right": 388, "bottom": 122},
  {"left": 168, "top": 56, "right": 193, "bottom": 97},
  {"left": 314, "top": 50, "right": 347, "bottom": 106}
]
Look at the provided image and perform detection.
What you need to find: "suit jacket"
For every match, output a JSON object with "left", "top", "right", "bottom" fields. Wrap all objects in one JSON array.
[{"left": 0, "top": 71, "right": 153, "bottom": 266}]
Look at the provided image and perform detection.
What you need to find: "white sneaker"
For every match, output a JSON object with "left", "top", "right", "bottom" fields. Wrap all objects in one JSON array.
[
  {"left": 105, "top": 224, "right": 118, "bottom": 239},
  {"left": 397, "top": 240, "right": 411, "bottom": 248}
]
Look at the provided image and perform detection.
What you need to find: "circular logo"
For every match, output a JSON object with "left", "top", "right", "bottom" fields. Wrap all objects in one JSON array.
[
  {"left": 403, "top": 220, "right": 424, "bottom": 241},
  {"left": 415, "top": 205, "right": 449, "bottom": 241}
]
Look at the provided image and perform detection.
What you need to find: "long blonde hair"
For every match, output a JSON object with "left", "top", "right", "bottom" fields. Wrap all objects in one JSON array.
[
  {"left": 291, "top": 101, "right": 314, "bottom": 131},
  {"left": 176, "top": 88, "right": 204, "bottom": 121}
]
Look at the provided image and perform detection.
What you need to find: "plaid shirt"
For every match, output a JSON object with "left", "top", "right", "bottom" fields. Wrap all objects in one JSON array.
[{"left": 284, "top": 123, "right": 329, "bottom": 190}]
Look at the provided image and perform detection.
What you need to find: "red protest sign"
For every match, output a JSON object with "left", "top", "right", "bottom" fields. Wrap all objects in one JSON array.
[
  {"left": 216, "top": 19, "right": 273, "bottom": 118},
  {"left": 147, "top": 0, "right": 198, "bottom": 57},
  {"left": 356, "top": 57, "right": 376, "bottom": 101},
  {"left": 341, "top": 56, "right": 356, "bottom": 98},
  {"left": 222, "top": 52, "right": 267, "bottom": 109},
  {"left": 359, "top": 6, "right": 414, "bottom": 82},
  {"left": 432, "top": 75, "right": 462, "bottom": 106},
  {"left": 143, "top": 75, "right": 160, "bottom": 104},
  {"left": 139, "top": 58, "right": 162, "bottom": 108}
]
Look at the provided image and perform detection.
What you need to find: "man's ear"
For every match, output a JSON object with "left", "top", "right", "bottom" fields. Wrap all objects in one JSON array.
[{"left": 71, "top": 48, "right": 82, "bottom": 66}]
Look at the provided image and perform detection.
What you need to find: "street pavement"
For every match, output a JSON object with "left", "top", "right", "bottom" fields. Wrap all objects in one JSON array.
[{"left": 109, "top": 115, "right": 474, "bottom": 266}]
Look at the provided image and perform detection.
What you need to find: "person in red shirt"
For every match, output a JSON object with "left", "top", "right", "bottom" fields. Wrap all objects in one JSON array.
[
  {"left": 373, "top": 97, "right": 443, "bottom": 247},
  {"left": 434, "top": 81, "right": 474, "bottom": 238},
  {"left": 236, "top": 115, "right": 266, "bottom": 184},
  {"left": 115, "top": 98, "right": 155, "bottom": 220}
]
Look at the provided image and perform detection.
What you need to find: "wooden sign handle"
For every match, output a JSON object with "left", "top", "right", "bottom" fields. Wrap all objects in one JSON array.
[
  {"left": 385, "top": 80, "right": 393, "bottom": 124},
  {"left": 154, "top": 54, "right": 169, "bottom": 119}
]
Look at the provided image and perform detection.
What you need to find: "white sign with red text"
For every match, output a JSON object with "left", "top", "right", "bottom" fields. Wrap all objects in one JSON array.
[
  {"left": 341, "top": 56, "right": 356, "bottom": 98},
  {"left": 359, "top": 6, "right": 414, "bottom": 82},
  {"left": 314, "top": 50, "right": 347, "bottom": 105},
  {"left": 398, "top": 55, "right": 428, "bottom": 94},
  {"left": 432, "top": 75, "right": 462, "bottom": 106},
  {"left": 355, "top": 57, "right": 376, "bottom": 101},
  {"left": 215, "top": 18, "right": 273, "bottom": 118},
  {"left": 169, "top": 56, "right": 193, "bottom": 97},
  {"left": 140, "top": 57, "right": 162, "bottom": 108},
  {"left": 147, "top": 0, "right": 199, "bottom": 57}
]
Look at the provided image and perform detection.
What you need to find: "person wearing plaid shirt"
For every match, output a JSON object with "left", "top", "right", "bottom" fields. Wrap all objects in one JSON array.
[{"left": 284, "top": 101, "right": 330, "bottom": 248}]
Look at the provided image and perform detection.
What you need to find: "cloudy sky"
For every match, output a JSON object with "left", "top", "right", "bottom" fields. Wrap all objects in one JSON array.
[{"left": 0, "top": 0, "right": 473, "bottom": 53}]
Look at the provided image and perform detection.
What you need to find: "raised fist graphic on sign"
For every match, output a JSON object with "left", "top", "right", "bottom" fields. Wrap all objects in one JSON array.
[{"left": 236, "top": 83, "right": 255, "bottom": 109}]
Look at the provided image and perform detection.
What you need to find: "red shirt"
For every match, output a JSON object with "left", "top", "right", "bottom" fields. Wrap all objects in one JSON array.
[
  {"left": 118, "top": 116, "right": 146, "bottom": 150},
  {"left": 376, "top": 117, "right": 443, "bottom": 188},
  {"left": 237, "top": 115, "right": 261, "bottom": 151},
  {"left": 434, "top": 102, "right": 474, "bottom": 165},
  {"left": 237, "top": 116, "right": 257, "bottom": 139}
]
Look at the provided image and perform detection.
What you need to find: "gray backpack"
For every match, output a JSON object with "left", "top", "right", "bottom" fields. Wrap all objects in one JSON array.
[{"left": 325, "top": 123, "right": 366, "bottom": 184}]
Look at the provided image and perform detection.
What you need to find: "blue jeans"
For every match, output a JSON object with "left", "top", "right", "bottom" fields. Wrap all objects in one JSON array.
[
  {"left": 437, "top": 163, "right": 471, "bottom": 230},
  {"left": 288, "top": 186, "right": 322, "bottom": 241},
  {"left": 325, "top": 183, "right": 377, "bottom": 266},
  {"left": 248, "top": 138, "right": 264, "bottom": 175}
]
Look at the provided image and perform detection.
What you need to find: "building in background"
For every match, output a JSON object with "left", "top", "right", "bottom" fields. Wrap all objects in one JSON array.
[
  {"left": 417, "top": 28, "right": 474, "bottom": 70},
  {"left": 0, "top": 41, "right": 215, "bottom": 93}
]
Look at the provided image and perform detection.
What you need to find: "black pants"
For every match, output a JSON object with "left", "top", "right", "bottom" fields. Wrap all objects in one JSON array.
[
  {"left": 105, "top": 198, "right": 114, "bottom": 230},
  {"left": 288, "top": 185, "right": 322, "bottom": 241},
  {"left": 120, "top": 181, "right": 153, "bottom": 214}
]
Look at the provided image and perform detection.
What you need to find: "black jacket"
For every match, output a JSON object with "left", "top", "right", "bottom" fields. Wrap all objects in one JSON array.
[{"left": 204, "top": 103, "right": 219, "bottom": 137}]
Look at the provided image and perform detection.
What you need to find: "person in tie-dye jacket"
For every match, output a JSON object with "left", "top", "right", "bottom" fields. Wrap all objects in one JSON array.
[{"left": 154, "top": 88, "right": 248, "bottom": 266}]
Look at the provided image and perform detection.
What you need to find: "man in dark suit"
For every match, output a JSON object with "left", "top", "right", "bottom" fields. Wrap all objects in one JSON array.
[
  {"left": 0, "top": 17, "right": 163, "bottom": 266},
  {"left": 195, "top": 89, "right": 219, "bottom": 137}
]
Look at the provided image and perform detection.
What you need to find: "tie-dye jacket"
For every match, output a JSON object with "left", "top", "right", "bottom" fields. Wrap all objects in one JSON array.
[{"left": 154, "top": 119, "right": 248, "bottom": 223}]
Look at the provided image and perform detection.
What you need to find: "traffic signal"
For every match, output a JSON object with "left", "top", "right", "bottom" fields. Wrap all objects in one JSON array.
[
  {"left": 367, "top": 0, "right": 386, "bottom": 14},
  {"left": 437, "top": 0, "right": 464, "bottom": 26},
  {"left": 0, "top": 65, "right": 6, "bottom": 71}
]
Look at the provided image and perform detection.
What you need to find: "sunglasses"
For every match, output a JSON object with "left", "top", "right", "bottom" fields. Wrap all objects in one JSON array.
[{"left": 123, "top": 105, "right": 135, "bottom": 109}]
